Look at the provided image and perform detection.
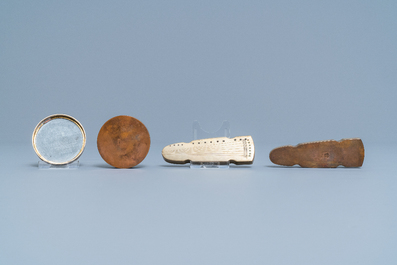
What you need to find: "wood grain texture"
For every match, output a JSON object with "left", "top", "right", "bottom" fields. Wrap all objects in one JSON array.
[
  {"left": 162, "top": 136, "right": 255, "bottom": 164},
  {"left": 269, "top": 138, "right": 365, "bottom": 168}
]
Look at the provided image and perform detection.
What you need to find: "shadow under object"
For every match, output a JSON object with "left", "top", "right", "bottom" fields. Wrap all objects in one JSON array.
[
  {"left": 269, "top": 138, "right": 364, "bottom": 168},
  {"left": 97, "top": 115, "right": 150, "bottom": 168}
]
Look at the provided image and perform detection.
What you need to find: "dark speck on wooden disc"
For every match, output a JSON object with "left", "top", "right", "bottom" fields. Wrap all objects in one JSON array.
[{"left": 97, "top": 115, "right": 150, "bottom": 168}]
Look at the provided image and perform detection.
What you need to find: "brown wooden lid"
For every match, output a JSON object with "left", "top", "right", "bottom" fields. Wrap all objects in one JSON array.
[{"left": 97, "top": 115, "right": 150, "bottom": 168}]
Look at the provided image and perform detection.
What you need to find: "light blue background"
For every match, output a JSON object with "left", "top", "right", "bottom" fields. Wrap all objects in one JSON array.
[
  {"left": 1, "top": 1, "right": 396, "bottom": 264},
  {"left": 1, "top": 0, "right": 396, "bottom": 145}
]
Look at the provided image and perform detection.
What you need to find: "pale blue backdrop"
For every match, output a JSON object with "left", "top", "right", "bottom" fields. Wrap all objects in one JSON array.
[
  {"left": 1, "top": 1, "right": 396, "bottom": 265},
  {"left": 1, "top": 0, "right": 396, "bottom": 145}
]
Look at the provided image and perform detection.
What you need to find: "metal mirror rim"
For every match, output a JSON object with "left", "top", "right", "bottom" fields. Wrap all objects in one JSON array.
[{"left": 32, "top": 114, "right": 86, "bottom": 165}]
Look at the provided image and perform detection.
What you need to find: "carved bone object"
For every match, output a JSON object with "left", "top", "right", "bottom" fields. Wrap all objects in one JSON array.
[
  {"left": 269, "top": 138, "right": 364, "bottom": 168},
  {"left": 162, "top": 136, "right": 255, "bottom": 164}
]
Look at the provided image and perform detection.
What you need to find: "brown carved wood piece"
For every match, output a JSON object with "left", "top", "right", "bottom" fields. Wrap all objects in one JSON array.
[
  {"left": 269, "top": 138, "right": 364, "bottom": 168},
  {"left": 97, "top": 115, "right": 150, "bottom": 168}
]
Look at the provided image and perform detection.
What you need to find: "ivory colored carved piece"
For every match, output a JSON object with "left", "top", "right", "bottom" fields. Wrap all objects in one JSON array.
[
  {"left": 162, "top": 136, "right": 255, "bottom": 164},
  {"left": 269, "top": 138, "right": 364, "bottom": 168}
]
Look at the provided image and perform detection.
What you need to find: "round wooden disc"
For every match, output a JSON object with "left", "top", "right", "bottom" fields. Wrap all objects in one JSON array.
[{"left": 97, "top": 115, "right": 150, "bottom": 168}]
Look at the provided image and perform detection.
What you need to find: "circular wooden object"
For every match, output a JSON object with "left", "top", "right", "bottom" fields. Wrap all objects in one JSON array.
[{"left": 97, "top": 115, "right": 150, "bottom": 168}]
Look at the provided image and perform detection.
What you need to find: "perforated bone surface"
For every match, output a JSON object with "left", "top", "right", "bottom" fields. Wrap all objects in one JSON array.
[{"left": 162, "top": 136, "right": 255, "bottom": 164}]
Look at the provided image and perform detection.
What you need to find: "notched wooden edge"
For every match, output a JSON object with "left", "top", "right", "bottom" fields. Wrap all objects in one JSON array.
[{"left": 269, "top": 138, "right": 364, "bottom": 168}]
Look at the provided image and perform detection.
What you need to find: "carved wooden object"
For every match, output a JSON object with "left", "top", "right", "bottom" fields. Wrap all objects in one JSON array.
[
  {"left": 269, "top": 138, "right": 364, "bottom": 168},
  {"left": 162, "top": 136, "right": 255, "bottom": 164},
  {"left": 97, "top": 115, "right": 150, "bottom": 168}
]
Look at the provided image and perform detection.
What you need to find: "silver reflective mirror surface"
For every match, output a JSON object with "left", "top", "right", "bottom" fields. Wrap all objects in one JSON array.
[{"left": 32, "top": 114, "right": 86, "bottom": 165}]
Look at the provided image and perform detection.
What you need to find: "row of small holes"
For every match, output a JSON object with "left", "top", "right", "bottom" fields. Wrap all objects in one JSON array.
[
  {"left": 192, "top": 139, "right": 225, "bottom": 145},
  {"left": 171, "top": 138, "right": 250, "bottom": 148}
]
